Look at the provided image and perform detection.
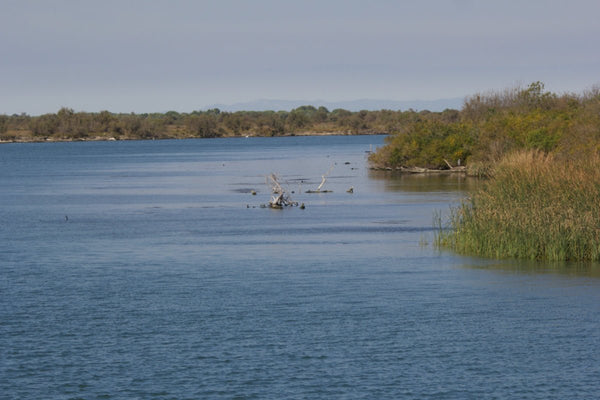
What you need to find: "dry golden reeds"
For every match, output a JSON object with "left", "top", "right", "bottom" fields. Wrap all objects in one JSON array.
[{"left": 437, "top": 150, "right": 600, "bottom": 261}]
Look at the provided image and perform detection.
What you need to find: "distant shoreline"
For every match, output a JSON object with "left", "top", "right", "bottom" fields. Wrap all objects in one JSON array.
[
  {"left": 0, "top": 131, "right": 386, "bottom": 144},
  {"left": 0, "top": 106, "right": 402, "bottom": 143}
]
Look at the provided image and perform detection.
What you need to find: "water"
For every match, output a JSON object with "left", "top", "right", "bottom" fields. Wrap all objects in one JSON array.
[{"left": 1, "top": 136, "right": 599, "bottom": 399}]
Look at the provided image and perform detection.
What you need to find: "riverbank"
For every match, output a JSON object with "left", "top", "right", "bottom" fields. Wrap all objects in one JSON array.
[
  {"left": 0, "top": 106, "right": 394, "bottom": 143},
  {"left": 0, "top": 130, "right": 384, "bottom": 144}
]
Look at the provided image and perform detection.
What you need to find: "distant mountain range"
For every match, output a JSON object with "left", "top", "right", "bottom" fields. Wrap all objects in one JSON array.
[{"left": 204, "top": 98, "right": 464, "bottom": 113}]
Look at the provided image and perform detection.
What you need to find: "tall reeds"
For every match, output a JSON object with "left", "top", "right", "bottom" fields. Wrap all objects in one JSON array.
[{"left": 437, "top": 151, "right": 600, "bottom": 261}]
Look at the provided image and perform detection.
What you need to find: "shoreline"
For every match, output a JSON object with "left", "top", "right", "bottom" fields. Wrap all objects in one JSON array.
[{"left": 0, "top": 131, "right": 386, "bottom": 144}]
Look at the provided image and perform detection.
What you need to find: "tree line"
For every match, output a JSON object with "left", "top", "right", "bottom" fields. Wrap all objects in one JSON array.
[{"left": 0, "top": 105, "right": 435, "bottom": 142}]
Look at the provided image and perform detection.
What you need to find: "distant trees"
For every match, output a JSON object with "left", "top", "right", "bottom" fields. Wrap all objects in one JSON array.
[
  {"left": 92, "top": 110, "right": 118, "bottom": 133},
  {"left": 29, "top": 113, "right": 59, "bottom": 136},
  {"left": 0, "top": 115, "right": 8, "bottom": 134},
  {"left": 286, "top": 108, "right": 310, "bottom": 131},
  {"left": 185, "top": 114, "right": 217, "bottom": 138},
  {"left": 0, "top": 105, "right": 425, "bottom": 142}
]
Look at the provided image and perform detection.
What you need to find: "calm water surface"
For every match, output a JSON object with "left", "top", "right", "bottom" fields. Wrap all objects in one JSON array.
[{"left": 1, "top": 136, "right": 599, "bottom": 399}]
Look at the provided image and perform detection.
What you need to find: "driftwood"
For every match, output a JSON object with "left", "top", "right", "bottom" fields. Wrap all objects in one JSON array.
[
  {"left": 371, "top": 160, "right": 467, "bottom": 174},
  {"left": 306, "top": 189, "right": 333, "bottom": 193},
  {"left": 266, "top": 174, "right": 298, "bottom": 208},
  {"left": 397, "top": 166, "right": 466, "bottom": 173},
  {"left": 306, "top": 165, "right": 334, "bottom": 193}
]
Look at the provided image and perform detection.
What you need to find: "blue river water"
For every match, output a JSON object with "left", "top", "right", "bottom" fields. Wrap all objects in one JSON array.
[{"left": 1, "top": 135, "right": 600, "bottom": 399}]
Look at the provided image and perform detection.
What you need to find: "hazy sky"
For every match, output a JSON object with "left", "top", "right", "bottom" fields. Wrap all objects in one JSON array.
[{"left": 1, "top": 0, "right": 599, "bottom": 114}]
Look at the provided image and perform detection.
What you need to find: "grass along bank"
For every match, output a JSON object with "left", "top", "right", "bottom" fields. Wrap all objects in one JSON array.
[{"left": 436, "top": 151, "right": 600, "bottom": 261}]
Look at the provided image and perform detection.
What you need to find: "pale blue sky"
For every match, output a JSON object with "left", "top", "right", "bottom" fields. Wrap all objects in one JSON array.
[{"left": 1, "top": 0, "right": 599, "bottom": 114}]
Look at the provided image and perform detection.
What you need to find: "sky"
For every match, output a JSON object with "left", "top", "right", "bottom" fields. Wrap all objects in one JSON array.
[{"left": 1, "top": 0, "right": 599, "bottom": 115}]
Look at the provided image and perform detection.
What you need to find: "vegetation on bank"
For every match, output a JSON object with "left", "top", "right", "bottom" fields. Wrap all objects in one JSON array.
[
  {"left": 368, "top": 82, "right": 600, "bottom": 170},
  {"left": 0, "top": 105, "right": 422, "bottom": 142},
  {"left": 367, "top": 82, "right": 600, "bottom": 262},
  {"left": 436, "top": 151, "right": 600, "bottom": 261}
]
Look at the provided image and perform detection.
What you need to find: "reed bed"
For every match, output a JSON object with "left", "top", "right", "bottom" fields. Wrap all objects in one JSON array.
[{"left": 437, "top": 151, "right": 600, "bottom": 261}]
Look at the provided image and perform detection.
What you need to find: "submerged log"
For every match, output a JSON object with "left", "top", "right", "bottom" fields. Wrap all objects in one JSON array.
[
  {"left": 305, "top": 189, "right": 333, "bottom": 193},
  {"left": 371, "top": 165, "right": 467, "bottom": 174}
]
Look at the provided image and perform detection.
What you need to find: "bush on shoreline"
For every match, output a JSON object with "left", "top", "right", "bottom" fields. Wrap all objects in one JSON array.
[{"left": 369, "top": 82, "right": 600, "bottom": 170}]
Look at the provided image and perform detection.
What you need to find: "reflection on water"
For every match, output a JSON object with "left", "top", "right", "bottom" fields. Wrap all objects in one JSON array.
[
  {"left": 465, "top": 258, "right": 600, "bottom": 278},
  {"left": 368, "top": 170, "right": 480, "bottom": 193}
]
